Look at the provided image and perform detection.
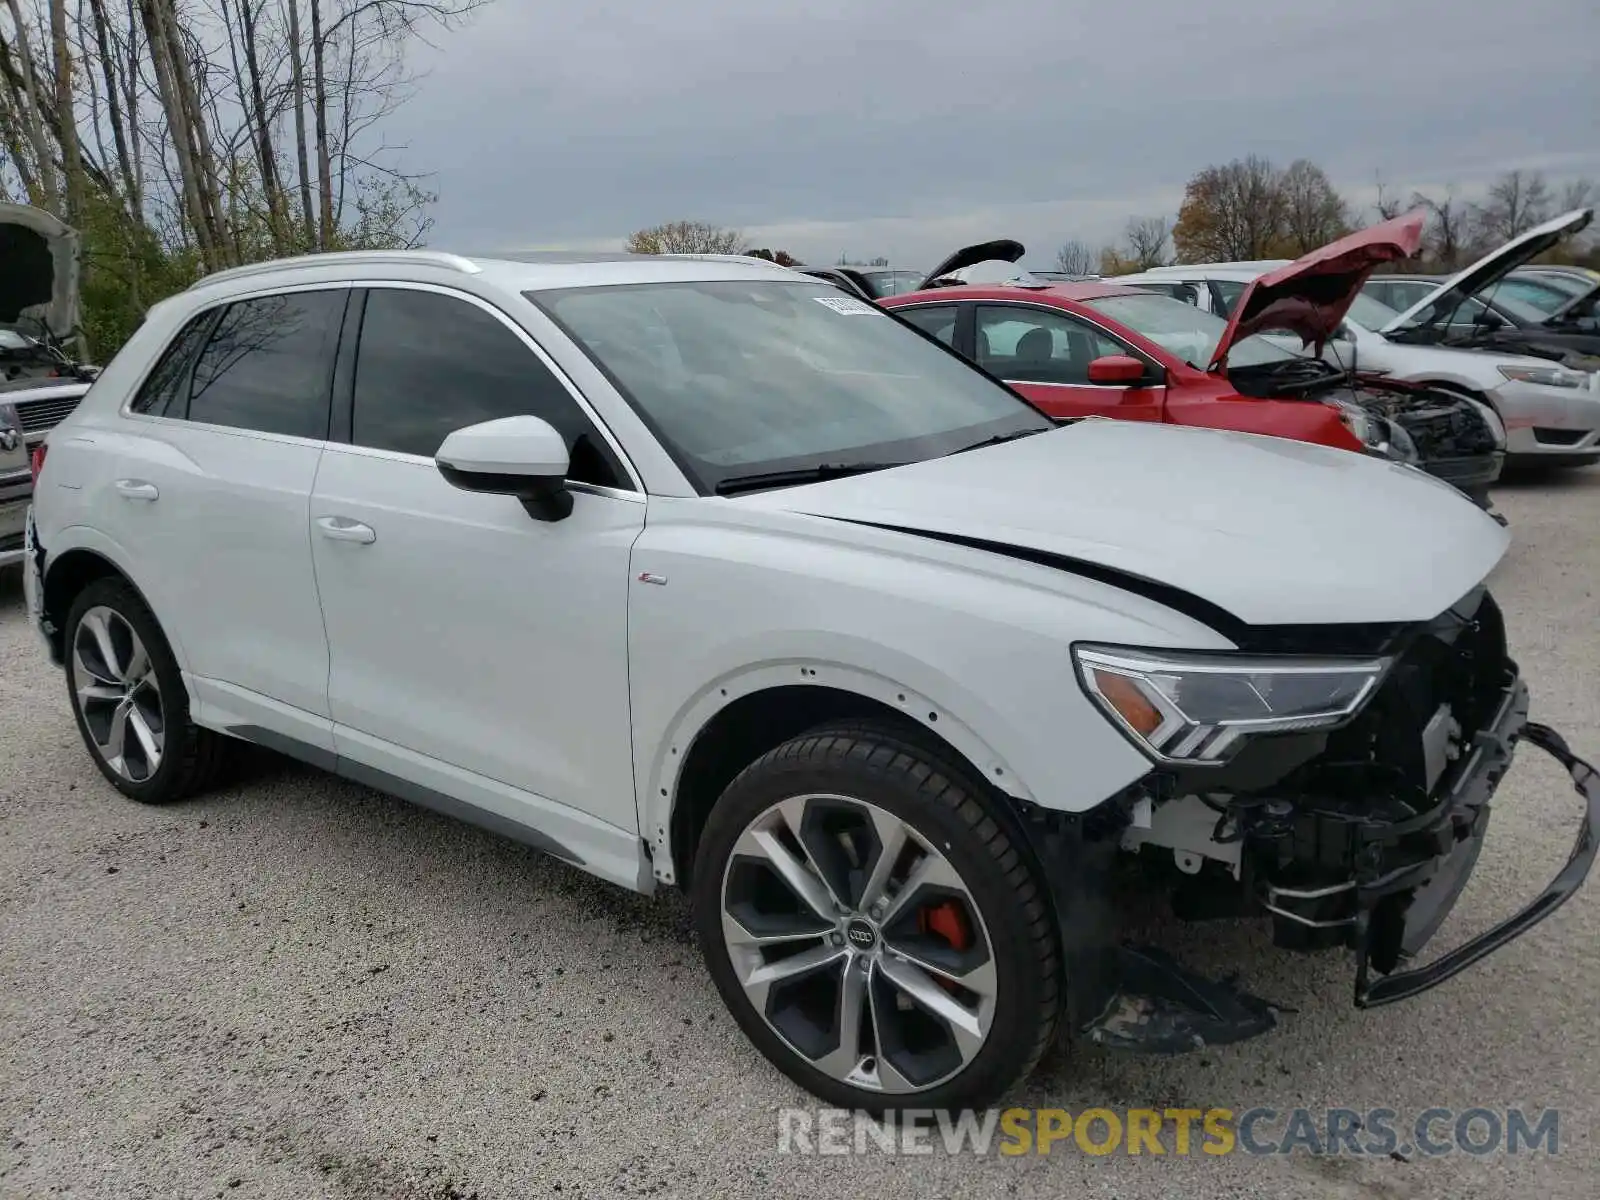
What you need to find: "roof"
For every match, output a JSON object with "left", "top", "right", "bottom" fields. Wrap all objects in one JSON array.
[
  {"left": 1118, "top": 263, "right": 1286, "bottom": 283},
  {"left": 888, "top": 279, "right": 1151, "bottom": 305},
  {"left": 186, "top": 249, "right": 804, "bottom": 298}
]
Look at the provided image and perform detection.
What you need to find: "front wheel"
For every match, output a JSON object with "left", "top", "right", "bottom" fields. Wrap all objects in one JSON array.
[{"left": 692, "top": 721, "right": 1061, "bottom": 1112}]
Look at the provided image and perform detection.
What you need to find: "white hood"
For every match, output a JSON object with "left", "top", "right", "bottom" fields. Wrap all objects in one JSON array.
[
  {"left": 0, "top": 203, "right": 80, "bottom": 339},
  {"left": 739, "top": 420, "right": 1508, "bottom": 627},
  {"left": 1380, "top": 207, "right": 1594, "bottom": 334}
]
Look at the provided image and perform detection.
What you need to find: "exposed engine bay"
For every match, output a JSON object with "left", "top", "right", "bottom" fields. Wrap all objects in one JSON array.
[
  {"left": 1119, "top": 588, "right": 1584, "bottom": 998},
  {"left": 1227, "top": 358, "right": 1502, "bottom": 505},
  {"left": 1036, "top": 586, "right": 1599, "bottom": 1053}
]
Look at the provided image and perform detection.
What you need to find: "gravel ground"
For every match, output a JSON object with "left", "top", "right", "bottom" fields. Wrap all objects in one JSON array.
[{"left": 2, "top": 469, "right": 1597, "bottom": 1200}]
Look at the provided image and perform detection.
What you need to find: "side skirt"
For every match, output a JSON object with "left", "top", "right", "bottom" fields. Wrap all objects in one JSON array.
[{"left": 221, "top": 721, "right": 655, "bottom": 895}]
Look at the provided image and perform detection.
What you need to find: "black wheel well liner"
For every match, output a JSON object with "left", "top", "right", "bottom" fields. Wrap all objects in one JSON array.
[
  {"left": 40, "top": 549, "right": 146, "bottom": 661},
  {"left": 668, "top": 684, "right": 997, "bottom": 889}
]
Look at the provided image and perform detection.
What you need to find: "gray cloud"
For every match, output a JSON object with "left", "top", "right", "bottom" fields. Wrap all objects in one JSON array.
[{"left": 391, "top": 0, "right": 1600, "bottom": 268}]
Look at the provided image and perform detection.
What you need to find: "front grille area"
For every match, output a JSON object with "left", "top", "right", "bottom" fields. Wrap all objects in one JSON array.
[
  {"left": 1309, "top": 588, "right": 1507, "bottom": 796},
  {"left": 15, "top": 394, "right": 82, "bottom": 433},
  {"left": 1389, "top": 398, "right": 1499, "bottom": 459},
  {"left": 0, "top": 531, "right": 23, "bottom": 554}
]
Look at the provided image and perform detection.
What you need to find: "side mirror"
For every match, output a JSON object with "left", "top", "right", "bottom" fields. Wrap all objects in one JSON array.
[
  {"left": 1086, "top": 354, "right": 1149, "bottom": 385},
  {"left": 435, "top": 415, "right": 574, "bottom": 521}
]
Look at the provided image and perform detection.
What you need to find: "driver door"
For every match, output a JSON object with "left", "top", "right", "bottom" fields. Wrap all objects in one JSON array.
[
  {"left": 308, "top": 285, "right": 647, "bottom": 884},
  {"left": 971, "top": 304, "right": 1164, "bottom": 422}
]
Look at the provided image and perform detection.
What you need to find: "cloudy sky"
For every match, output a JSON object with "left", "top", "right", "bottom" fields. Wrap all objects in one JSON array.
[{"left": 391, "top": 0, "right": 1599, "bottom": 270}]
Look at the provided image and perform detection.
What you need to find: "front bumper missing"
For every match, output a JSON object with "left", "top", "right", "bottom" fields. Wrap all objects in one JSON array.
[
  {"left": 1048, "top": 677, "right": 1598, "bottom": 1054},
  {"left": 1263, "top": 678, "right": 1599, "bottom": 1008},
  {"left": 1353, "top": 715, "right": 1597, "bottom": 1006}
]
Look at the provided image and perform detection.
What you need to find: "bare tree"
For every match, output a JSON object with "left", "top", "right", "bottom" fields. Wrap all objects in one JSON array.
[
  {"left": 1278, "top": 159, "right": 1349, "bottom": 255},
  {"left": 1372, "top": 171, "right": 1404, "bottom": 221},
  {"left": 1558, "top": 177, "right": 1596, "bottom": 213},
  {"left": 627, "top": 220, "right": 746, "bottom": 254},
  {"left": 3, "top": 0, "right": 59, "bottom": 206},
  {"left": 1121, "top": 216, "right": 1171, "bottom": 269},
  {"left": 1411, "top": 187, "right": 1466, "bottom": 270},
  {"left": 1472, "top": 169, "right": 1553, "bottom": 244},
  {"left": 1053, "top": 239, "right": 1095, "bottom": 275}
]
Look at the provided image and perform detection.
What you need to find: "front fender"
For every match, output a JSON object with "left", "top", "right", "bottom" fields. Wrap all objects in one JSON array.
[
  {"left": 629, "top": 499, "right": 1238, "bottom": 877},
  {"left": 640, "top": 645, "right": 1039, "bottom": 879}
]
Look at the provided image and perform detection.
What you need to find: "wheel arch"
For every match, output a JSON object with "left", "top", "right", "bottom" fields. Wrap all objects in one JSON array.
[
  {"left": 1413, "top": 377, "right": 1497, "bottom": 409},
  {"left": 40, "top": 533, "right": 186, "bottom": 671},
  {"left": 653, "top": 674, "right": 1033, "bottom": 890}
]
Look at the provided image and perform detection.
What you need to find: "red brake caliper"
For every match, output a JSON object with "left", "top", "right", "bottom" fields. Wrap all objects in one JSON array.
[{"left": 917, "top": 900, "right": 972, "bottom": 994}]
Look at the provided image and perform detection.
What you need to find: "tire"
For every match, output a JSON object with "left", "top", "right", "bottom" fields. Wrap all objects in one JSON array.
[
  {"left": 63, "top": 577, "right": 230, "bottom": 804},
  {"left": 692, "top": 719, "right": 1060, "bottom": 1112}
]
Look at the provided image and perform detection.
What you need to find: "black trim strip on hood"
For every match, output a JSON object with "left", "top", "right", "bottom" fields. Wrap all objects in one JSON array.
[{"left": 827, "top": 518, "right": 1410, "bottom": 657}]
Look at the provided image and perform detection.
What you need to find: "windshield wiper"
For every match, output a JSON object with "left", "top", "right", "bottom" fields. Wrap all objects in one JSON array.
[
  {"left": 944, "top": 426, "right": 1049, "bottom": 456},
  {"left": 713, "top": 462, "right": 910, "bottom": 496}
]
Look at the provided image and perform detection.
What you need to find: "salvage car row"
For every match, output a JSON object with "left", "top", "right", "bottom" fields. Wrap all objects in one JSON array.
[
  {"left": 814, "top": 207, "right": 1600, "bottom": 491},
  {"left": 10, "top": 202, "right": 1600, "bottom": 1114}
]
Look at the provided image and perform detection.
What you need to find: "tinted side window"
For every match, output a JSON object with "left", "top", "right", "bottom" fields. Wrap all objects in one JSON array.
[
  {"left": 349, "top": 288, "right": 627, "bottom": 487},
  {"left": 975, "top": 305, "right": 1125, "bottom": 385},
  {"left": 896, "top": 305, "right": 957, "bottom": 346},
  {"left": 188, "top": 290, "right": 345, "bottom": 438},
  {"left": 130, "top": 312, "right": 215, "bottom": 416}
]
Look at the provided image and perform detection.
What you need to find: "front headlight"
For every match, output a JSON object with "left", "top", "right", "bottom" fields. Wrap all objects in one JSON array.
[
  {"left": 1072, "top": 645, "right": 1390, "bottom": 765},
  {"left": 1328, "top": 398, "right": 1417, "bottom": 462},
  {"left": 1496, "top": 364, "right": 1588, "bottom": 389}
]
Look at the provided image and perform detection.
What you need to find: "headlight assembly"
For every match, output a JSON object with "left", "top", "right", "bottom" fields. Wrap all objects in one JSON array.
[
  {"left": 1328, "top": 399, "right": 1416, "bottom": 462},
  {"left": 1496, "top": 364, "right": 1588, "bottom": 390},
  {"left": 1072, "top": 645, "right": 1390, "bottom": 765}
]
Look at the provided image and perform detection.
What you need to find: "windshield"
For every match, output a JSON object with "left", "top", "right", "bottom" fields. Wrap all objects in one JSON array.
[
  {"left": 1344, "top": 291, "right": 1402, "bottom": 331},
  {"left": 531, "top": 280, "right": 1050, "bottom": 493},
  {"left": 1482, "top": 279, "right": 1570, "bottom": 319},
  {"left": 1081, "top": 291, "right": 1302, "bottom": 368},
  {"left": 859, "top": 270, "right": 925, "bottom": 297}
]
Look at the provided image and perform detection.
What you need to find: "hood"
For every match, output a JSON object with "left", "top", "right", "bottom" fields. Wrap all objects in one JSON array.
[
  {"left": 798, "top": 266, "right": 876, "bottom": 303},
  {"left": 0, "top": 203, "right": 80, "bottom": 339},
  {"left": 1379, "top": 207, "right": 1595, "bottom": 334},
  {"left": 737, "top": 419, "right": 1506, "bottom": 628},
  {"left": 1207, "top": 211, "right": 1427, "bottom": 371},
  {"left": 917, "top": 240, "right": 1026, "bottom": 290}
]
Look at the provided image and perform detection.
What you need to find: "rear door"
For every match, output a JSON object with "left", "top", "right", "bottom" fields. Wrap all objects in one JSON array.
[
  {"left": 971, "top": 304, "right": 1164, "bottom": 421},
  {"left": 105, "top": 286, "right": 348, "bottom": 750}
]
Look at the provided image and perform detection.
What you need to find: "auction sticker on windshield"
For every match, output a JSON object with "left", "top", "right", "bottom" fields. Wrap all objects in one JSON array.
[{"left": 813, "top": 295, "right": 878, "bottom": 315}]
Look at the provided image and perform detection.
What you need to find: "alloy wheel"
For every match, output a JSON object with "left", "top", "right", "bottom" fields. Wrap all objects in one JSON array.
[
  {"left": 719, "top": 793, "right": 997, "bottom": 1093},
  {"left": 72, "top": 605, "right": 165, "bottom": 783}
]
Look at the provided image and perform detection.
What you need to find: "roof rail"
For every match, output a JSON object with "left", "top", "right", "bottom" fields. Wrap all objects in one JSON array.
[
  {"left": 654, "top": 252, "right": 792, "bottom": 266},
  {"left": 189, "top": 250, "right": 482, "bottom": 290}
]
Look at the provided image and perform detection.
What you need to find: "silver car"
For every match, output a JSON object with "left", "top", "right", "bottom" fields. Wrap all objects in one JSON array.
[{"left": 1, "top": 204, "right": 95, "bottom": 568}]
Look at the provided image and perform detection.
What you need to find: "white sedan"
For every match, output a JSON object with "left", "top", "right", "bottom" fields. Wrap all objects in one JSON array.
[{"left": 1116, "top": 263, "right": 1600, "bottom": 467}]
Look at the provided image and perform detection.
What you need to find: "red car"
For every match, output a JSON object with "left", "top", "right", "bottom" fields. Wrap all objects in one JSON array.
[{"left": 877, "top": 219, "right": 1503, "bottom": 507}]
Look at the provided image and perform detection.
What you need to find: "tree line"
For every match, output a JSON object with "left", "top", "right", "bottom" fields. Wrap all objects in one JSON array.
[
  {"left": 1060, "top": 158, "right": 1598, "bottom": 278},
  {"left": 0, "top": 0, "right": 488, "bottom": 354}
]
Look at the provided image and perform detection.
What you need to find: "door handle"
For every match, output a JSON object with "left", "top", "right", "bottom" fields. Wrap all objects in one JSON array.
[
  {"left": 315, "top": 515, "right": 376, "bottom": 544},
  {"left": 114, "top": 479, "right": 159, "bottom": 501}
]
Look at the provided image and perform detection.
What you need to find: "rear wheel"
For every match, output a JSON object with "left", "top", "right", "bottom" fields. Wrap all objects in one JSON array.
[
  {"left": 64, "top": 578, "right": 231, "bottom": 803},
  {"left": 692, "top": 720, "right": 1060, "bottom": 1111}
]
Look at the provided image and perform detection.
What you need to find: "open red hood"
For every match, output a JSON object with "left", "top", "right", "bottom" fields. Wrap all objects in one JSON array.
[{"left": 1206, "top": 210, "right": 1426, "bottom": 372}]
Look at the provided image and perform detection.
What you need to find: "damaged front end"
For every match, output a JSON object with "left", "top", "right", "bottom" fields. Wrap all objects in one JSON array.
[
  {"left": 1351, "top": 379, "right": 1505, "bottom": 510},
  {"left": 1022, "top": 588, "right": 1598, "bottom": 1053}
]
